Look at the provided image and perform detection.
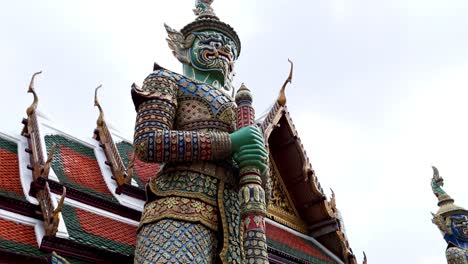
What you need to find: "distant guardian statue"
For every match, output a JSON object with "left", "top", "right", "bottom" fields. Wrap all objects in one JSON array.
[{"left": 430, "top": 166, "right": 468, "bottom": 263}]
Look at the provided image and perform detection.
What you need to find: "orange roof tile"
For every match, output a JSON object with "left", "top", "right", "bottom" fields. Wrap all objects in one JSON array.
[
  {"left": 0, "top": 148, "right": 24, "bottom": 198},
  {"left": 60, "top": 146, "right": 113, "bottom": 197},
  {"left": 74, "top": 207, "right": 136, "bottom": 245},
  {"left": 0, "top": 218, "right": 37, "bottom": 247},
  {"left": 132, "top": 153, "right": 160, "bottom": 184}
]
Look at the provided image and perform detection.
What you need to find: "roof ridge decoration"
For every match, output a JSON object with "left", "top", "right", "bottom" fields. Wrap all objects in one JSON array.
[
  {"left": 93, "top": 85, "right": 133, "bottom": 191},
  {"left": 20, "top": 72, "right": 66, "bottom": 237},
  {"left": 322, "top": 190, "right": 360, "bottom": 264},
  {"left": 39, "top": 145, "right": 66, "bottom": 237},
  {"left": 22, "top": 71, "right": 45, "bottom": 168},
  {"left": 329, "top": 188, "right": 337, "bottom": 216},
  {"left": 260, "top": 60, "right": 294, "bottom": 136},
  {"left": 277, "top": 59, "right": 293, "bottom": 107},
  {"left": 37, "top": 182, "right": 66, "bottom": 236},
  {"left": 26, "top": 71, "right": 41, "bottom": 116}
]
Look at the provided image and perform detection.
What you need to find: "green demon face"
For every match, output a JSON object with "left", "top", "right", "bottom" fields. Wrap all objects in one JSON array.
[{"left": 189, "top": 31, "right": 238, "bottom": 81}]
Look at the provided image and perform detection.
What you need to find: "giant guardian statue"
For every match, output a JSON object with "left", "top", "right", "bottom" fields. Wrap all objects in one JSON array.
[{"left": 132, "top": 1, "right": 270, "bottom": 263}]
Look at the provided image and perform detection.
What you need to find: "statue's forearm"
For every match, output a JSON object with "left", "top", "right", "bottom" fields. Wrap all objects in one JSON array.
[
  {"left": 134, "top": 130, "right": 231, "bottom": 163},
  {"left": 133, "top": 98, "right": 231, "bottom": 163}
]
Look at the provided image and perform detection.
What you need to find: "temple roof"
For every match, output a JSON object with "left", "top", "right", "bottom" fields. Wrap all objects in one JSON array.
[{"left": 260, "top": 88, "right": 358, "bottom": 263}]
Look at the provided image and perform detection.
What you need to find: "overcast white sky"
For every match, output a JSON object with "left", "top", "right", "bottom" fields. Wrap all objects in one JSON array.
[{"left": 1, "top": 1, "right": 468, "bottom": 263}]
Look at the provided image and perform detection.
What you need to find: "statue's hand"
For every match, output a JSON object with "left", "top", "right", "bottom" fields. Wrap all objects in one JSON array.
[{"left": 230, "top": 126, "right": 269, "bottom": 173}]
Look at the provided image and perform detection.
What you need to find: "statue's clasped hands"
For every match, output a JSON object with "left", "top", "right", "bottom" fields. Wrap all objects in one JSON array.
[{"left": 229, "top": 126, "right": 269, "bottom": 174}]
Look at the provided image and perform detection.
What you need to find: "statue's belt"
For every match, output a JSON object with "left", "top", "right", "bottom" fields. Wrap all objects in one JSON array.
[
  {"left": 139, "top": 196, "right": 219, "bottom": 232},
  {"left": 161, "top": 161, "right": 239, "bottom": 186}
]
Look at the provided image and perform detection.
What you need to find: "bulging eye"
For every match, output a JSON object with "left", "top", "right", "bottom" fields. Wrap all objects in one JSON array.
[{"left": 210, "top": 41, "right": 222, "bottom": 48}]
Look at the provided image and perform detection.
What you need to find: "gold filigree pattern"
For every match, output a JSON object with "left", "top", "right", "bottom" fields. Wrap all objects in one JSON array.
[
  {"left": 267, "top": 158, "right": 307, "bottom": 233},
  {"left": 140, "top": 197, "right": 219, "bottom": 232}
]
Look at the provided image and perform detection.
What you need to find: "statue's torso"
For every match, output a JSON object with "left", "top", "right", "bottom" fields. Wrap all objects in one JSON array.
[
  {"left": 148, "top": 69, "right": 239, "bottom": 184},
  {"left": 140, "top": 68, "right": 239, "bottom": 219},
  {"left": 175, "top": 75, "right": 237, "bottom": 133}
]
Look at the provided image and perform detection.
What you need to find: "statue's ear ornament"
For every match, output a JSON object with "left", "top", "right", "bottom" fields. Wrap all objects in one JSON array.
[
  {"left": 164, "top": 23, "right": 190, "bottom": 64},
  {"left": 432, "top": 212, "right": 451, "bottom": 234}
]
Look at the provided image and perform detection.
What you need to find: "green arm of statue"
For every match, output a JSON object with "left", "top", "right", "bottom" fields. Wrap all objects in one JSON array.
[{"left": 230, "top": 126, "right": 269, "bottom": 173}]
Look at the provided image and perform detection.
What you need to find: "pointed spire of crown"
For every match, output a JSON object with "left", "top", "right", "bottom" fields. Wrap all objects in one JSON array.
[
  {"left": 179, "top": 0, "right": 241, "bottom": 55},
  {"left": 194, "top": 0, "right": 216, "bottom": 17}
]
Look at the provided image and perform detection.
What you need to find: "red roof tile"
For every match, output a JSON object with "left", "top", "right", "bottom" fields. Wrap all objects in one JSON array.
[
  {"left": 74, "top": 207, "right": 136, "bottom": 245},
  {"left": 0, "top": 218, "right": 37, "bottom": 247},
  {"left": 131, "top": 153, "right": 160, "bottom": 184},
  {"left": 266, "top": 222, "right": 331, "bottom": 261},
  {"left": 60, "top": 146, "right": 113, "bottom": 197},
  {"left": 0, "top": 148, "right": 24, "bottom": 197}
]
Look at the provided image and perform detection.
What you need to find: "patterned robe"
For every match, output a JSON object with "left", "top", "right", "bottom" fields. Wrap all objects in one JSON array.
[{"left": 132, "top": 69, "right": 242, "bottom": 264}]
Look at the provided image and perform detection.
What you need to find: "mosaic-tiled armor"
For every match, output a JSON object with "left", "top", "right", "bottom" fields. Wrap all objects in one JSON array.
[
  {"left": 132, "top": 1, "right": 269, "bottom": 263},
  {"left": 430, "top": 167, "right": 468, "bottom": 264},
  {"left": 133, "top": 69, "right": 241, "bottom": 263}
]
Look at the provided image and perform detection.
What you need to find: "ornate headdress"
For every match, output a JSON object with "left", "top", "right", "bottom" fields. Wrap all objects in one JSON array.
[
  {"left": 431, "top": 166, "right": 466, "bottom": 216},
  {"left": 182, "top": 0, "right": 241, "bottom": 53},
  {"left": 431, "top": 166, "right": 467, "bottom": 235},
  {"left": 165, "top": 0, "right": 241, "bottom": 64}
]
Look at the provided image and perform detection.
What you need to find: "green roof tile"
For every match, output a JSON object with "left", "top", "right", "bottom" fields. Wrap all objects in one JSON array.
[
  {"left": 0, "top": 137, "right": 18, "bottom": 153},
  {"left": 0, "top": 238, "right": 46, "bottom": 257},
  {"left": 45, "top": 135, "right": 118, "bottom": 203},
  {"left": 61, "top": 205, "right": 135, "bottom": 256}
]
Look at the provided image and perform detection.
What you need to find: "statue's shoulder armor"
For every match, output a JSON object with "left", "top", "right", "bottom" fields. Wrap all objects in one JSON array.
[{"left": 132, "top": 69, "right": 182, "bottom": 109}]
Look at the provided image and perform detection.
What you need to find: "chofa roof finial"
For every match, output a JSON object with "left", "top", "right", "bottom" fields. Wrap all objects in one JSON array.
[
  {"left": 277, "top": 59, "right": 293, "bottom": 107},
  {"left": 94, "top": 84, "right": 104, "bottom": 127},
  {"left": 26, "top": 71, "right": 42, "bottom": 116}
]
